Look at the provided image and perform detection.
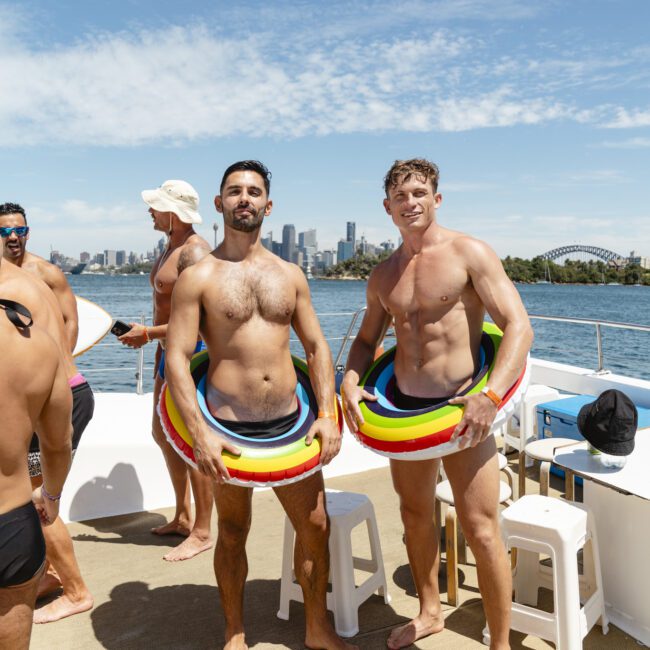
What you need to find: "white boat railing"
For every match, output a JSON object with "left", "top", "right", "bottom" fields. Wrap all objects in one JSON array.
[{"left": 81, "top": 310, "right": 650, "bottom": 393}]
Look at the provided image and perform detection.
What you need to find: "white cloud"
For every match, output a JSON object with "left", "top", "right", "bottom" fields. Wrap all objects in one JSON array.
[
  {"left": 598, "top": 137, "right": 650, "bottom": 149},
  {"left": 2, "top": 12, "right": 644, "bottom": 147},
  {"left": 603, "top": 108, "right": 650, "bottom": 128}
]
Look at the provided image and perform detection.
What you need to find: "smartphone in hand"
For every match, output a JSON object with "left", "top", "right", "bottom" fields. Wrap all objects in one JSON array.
[{"left": 111, "top": 320, "right": 132, "bottom": 337}]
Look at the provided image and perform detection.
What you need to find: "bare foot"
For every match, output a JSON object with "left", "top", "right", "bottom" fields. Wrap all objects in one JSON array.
[
  {"left": 306, "top": 626, "right": 358, "bottom": 650},
  {"left": 224, "top": 631, "right": 248, "bottom": 650},
  {"left": 163, "top": 531, "right": 212, "bottom": 562},
  {"left": 34, "top": 593, "right": 94, "bottom": 624},
  {"left": 36, "top": 571, "right": 63, "bottom": 600},
  {"left": 386, "top": 613, "right": 444, "bottom": 649},
  {"left": 151, "top": 519, "right": 192, "bottom": 537}
]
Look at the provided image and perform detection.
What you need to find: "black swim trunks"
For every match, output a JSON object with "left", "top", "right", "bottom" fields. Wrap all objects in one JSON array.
[
  {"left": 215, "top": 407, "right": 300, "bottom": 439},
  {"left": 28, "top": 380, "right": 95, "bottom": 477},
  {"left": 0, "top": 502, "right": 46, "bottom": 588},
  {"left": 393, "top": 383, "right": 451, "bottom": 410}
]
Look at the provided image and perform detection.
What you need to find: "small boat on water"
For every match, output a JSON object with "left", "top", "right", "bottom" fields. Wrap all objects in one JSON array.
[{"left": 33, "top": 310, "right": 650, "bottom": 649}]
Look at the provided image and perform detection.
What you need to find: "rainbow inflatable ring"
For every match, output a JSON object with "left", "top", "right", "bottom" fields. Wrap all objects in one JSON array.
[
  {"left": 348, "top": 322, "right": 529, "bottom": 460},
  {"left": 158, "top": 350, "right": 343, "bottom": 487}
]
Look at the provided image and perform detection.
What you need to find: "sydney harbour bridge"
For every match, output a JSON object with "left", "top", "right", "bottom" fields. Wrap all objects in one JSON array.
[{"left": 539, "top": 244, "right": 629, "bottom": 268}]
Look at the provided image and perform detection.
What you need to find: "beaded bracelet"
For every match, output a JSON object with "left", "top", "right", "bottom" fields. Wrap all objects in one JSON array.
[{"left": 41, "top": 485, "right": 62, "bottom": 502}]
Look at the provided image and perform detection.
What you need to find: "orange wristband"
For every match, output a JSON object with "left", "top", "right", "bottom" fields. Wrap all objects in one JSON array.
[
  {"left": 480, "top": 386, "right": 502, "bottom": 407},
  {"left": 143, "top": 327, "right": 151, "bottom": 343},
  {"left": 318, "top": 411, "right": 337, "bottom": 420}
]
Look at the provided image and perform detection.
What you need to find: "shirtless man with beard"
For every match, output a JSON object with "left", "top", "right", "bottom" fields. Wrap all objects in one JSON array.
[
  {"left": 0, "top": 268, "right": 72, "bottom": 649},
  {"left": 0, "top": 203, "right": 78, "bottom": 352},
  {"left": 165, "top": 161, "right": 355, "bottom": 650},
  {"left": 0, "top": 219, "right": 94, "bottom": 624},
  {"left": 342, "top": 159, "right": 533, "bottom": 650},
  {"left": 118, "top": 180, "right": 213, "bottom": 562}
]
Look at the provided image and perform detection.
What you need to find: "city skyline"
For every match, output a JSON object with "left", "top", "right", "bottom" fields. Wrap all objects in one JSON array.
[{"left": 2, "top": 1, "right": 649, "bottom": 261}]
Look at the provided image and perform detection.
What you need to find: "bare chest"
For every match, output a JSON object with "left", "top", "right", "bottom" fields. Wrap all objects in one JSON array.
[
  {"left": 207, "top": 268, "right": 295, "bottom": 325},
  {"left": 151, "top": 248, "right": 181, "bottom": 295},
  {"left": 380, "top": 256, "right": 471, "bottom": 318}
]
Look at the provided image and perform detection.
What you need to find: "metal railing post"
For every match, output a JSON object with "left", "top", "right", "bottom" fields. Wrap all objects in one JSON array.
[
  {"left": 595, "top": 322, "right": 604, "bottom": 373},
  {"left": 136, "top": 313, "right": 145, "bottom": 394},
  {"left": 333, "top": 307, "right": 366, "bottom": 369}
]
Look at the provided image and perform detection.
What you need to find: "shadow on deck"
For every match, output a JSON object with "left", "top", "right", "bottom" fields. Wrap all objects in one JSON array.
[{"left": 31, "top": 460, "right": 638, "bottom": 649}]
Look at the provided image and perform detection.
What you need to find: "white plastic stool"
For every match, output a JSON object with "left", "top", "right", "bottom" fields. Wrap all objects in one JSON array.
[
  {"left": 277, "top": 490, "right": 390, "bottom": 637},
  {"left": 516, "top": 387, "right": 568, "bottom": 496},
  {"left": 523, "top": 438, "right": 578, "bottom": 497},
  {"left": 486, "top": 495, "right": 609, "bottom": 649}
]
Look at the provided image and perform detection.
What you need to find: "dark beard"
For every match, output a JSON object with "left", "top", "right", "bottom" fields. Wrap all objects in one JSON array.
[{"left": 229, "top": 211, "right": 264, "bottom": 233}]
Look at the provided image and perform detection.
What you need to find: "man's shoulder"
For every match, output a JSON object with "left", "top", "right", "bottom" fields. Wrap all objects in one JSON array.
[
  {"left": 446, "top": 231, "right": 494, "bottom": 259},
  {"left": 183, "top": 233, "right": 211, "bottom": 250},
  {"left": 177, "top": 236, "right": 212, "bottom": 272},
  {"left": 368, "top": 251, "right": 399, "bottom": 284},
  {"left": 27, "top": 254, "right": 69, "bottom": 285}
]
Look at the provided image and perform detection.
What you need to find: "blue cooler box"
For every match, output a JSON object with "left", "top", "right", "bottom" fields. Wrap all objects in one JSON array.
[{"left": 536, "top": 395, "right": 650, "bottom": 482}]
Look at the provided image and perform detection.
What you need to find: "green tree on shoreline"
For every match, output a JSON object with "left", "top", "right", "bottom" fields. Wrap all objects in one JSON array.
[{"left": 323, "top": 252, "right": 650, "bottom": 285}]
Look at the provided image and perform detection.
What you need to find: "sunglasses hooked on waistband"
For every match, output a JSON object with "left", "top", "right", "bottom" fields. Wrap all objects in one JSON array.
[
  {"left": 0, "top": 226, "right": 29, "bottom": 238},
  {"left": 0, "top": 298, "right": 34, "bottom": 329}
]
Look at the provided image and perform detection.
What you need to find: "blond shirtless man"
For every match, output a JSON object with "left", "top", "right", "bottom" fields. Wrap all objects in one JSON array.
[
  {"left": 118, "top": 180, "right": 214, "bottom": 562},
  {"left": 165, "top": 161, "right": 355, "bottom": 650},
  {"left": 341, "top": 159, "right": 533, "bottom": 650},
  {"left": 0, "top": 203, "right": 78, "bottom": 351},
  {"left": 0, "top": 227, "right": 94, "bottom": 624},
  {"left": 0, "top": 269, "right": 72, "bottom": 650}
]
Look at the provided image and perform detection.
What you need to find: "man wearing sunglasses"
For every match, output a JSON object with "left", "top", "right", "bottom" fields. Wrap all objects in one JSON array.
[{"left": 0, "top": 203, "right": 79, "bottom": 353}]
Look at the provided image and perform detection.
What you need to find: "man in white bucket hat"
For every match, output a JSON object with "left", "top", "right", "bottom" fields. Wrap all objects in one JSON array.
[{"left": 119, "top": 179, "right": 214, "bottom": 562}]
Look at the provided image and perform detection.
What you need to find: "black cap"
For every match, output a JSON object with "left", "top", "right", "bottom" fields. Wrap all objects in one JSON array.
[{"left": 577, "top": 389, "right": 638, "bottom": 456}]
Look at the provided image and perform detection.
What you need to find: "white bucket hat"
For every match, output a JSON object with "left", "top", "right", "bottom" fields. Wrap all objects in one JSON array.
[{"left": 141, "top": 180, "right": 202, "bottom": 224}]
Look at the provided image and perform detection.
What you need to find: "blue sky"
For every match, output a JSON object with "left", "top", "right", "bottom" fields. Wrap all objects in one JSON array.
[{"left": 1, "top": 0, "right": 649, "bottom": 261}]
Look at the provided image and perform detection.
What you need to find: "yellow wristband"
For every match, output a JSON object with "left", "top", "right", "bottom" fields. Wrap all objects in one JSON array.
[
  {"left": 480, "top": 386, "right": 502, "bottom": 407},
  {"left": 318, "top": 411, "right": 337, "bottom": 420}
]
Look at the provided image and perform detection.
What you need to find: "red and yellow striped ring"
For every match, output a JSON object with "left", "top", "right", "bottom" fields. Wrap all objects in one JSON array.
[
  {"left": 346, "top": 322, "right": 529, "bottom": 460},
  {"left": 158, "top": 351, "right": 343, "bottom": 487}
]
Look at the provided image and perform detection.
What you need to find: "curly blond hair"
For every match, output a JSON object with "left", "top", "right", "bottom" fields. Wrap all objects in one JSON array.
[{"left": 383, "top": 159, "right": 439, "bottom": 196}]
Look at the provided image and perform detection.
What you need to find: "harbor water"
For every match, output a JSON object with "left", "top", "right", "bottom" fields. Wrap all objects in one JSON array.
[{"left": 67, "top": 275, "right": 650, "bottom": 393}]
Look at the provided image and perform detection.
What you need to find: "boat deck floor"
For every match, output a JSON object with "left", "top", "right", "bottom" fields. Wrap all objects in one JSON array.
[{"left": 31, "top": 459, "right": 638, "bottom": 649}]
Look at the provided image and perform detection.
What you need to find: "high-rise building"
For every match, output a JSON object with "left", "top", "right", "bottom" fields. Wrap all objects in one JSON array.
[
  {"left": 337, "top": 239, "right": 354, "bottom": 263},
  {"left": 116, "top": 250, "right": 126, "bottom": 266},
  {"left": 80, "top": 251, "right": 90, "bottom": 263},
  {"left": 261, "top": 231, "right": 273, "bottom": 251},
  {"left": 298, "top": 229, "right": 317, "bottom": 250},
  {"left": 95, "top": 252, "right": 105, "bottom": 266},
  {"left": 346, "top": 222, "right": 356, "bottom": 250},
  {"left": 282, "top": 224, "right": 296, "bottom": 262},
  {"left": 104, "top": 250, "right": 117, "bottom": 266}
]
